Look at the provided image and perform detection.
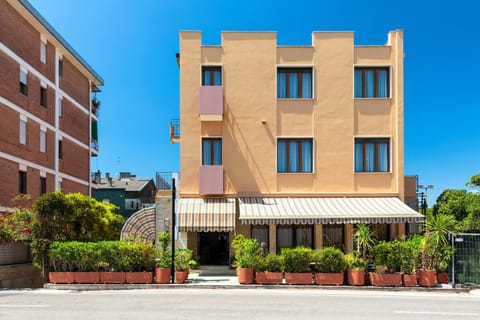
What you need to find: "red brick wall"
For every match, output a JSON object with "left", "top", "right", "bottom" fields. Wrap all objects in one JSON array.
[
  {"left": 59, "top": 139, "right": 89, "bottom": 180},
  {"left": 60, "top": 99, "right": 89, "bottom": 145},
  {"left": 61, "top": 179, "right": 88, "bottom": 196},
  {"left": 60, "top": 58, "right": 90, "bottom": 109}
]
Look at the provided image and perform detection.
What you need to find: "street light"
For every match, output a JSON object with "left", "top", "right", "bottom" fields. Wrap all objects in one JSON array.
[{"left": 418, "top": 184, "right": 434, "bottom": 215}]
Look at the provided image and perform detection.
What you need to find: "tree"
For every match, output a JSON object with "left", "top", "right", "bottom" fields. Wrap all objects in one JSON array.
[
  {"left": 433, "top": 189, "right": 468, "bottom": 221},
  {"left": 354, "top": 223, "right": 376, "bottom": 261},
  {"left": 467, "top": 173, "right": 480, "bottom": 188}
]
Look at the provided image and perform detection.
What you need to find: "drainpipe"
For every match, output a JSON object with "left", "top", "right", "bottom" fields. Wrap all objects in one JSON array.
[{"left": 171, "top": 177, "right": 176, "bottom": 283}]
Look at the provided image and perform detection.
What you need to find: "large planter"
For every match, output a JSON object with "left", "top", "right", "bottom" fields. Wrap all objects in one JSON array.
[
  {"left": 74, "top": 272, "right": 100, "bottom": 284},
  {"left": 347, "top": 269, "right": 365, "bottom": 286},
  {"left": 417, "top": 270, "right": 436, "bottom": 287},
  {"left": 284, "top": 272, "right": 312, "bottom": 285},
  {"left": 437, "top": 272, "right": 449, "bottom": 284},
  {"left": 315, "top": 273, "right": 344, "bottom": 286},
  {"left": 237, "top": 268, "right": 254, "bottom": 284},
  {"left": 100, "top": 272, "right": 126, "bottom": 284},
  {"left": 175, "top": 269, "right": 189, "bottom": 283},
  {"left": 155, "top": 268, "right": 171, "bottom": 284},
  {"left": 402, "top": 274, "right": 418, "bottom": 287},
  {"left": 125, "top": 272, "right": 153, "bottom": 284},
  {"left": 49, "top": 271, "right": 74, "bottom": 284},
  {"left": 255, "top": 272, "right": 283, "bottom": 285},
  {"left": 369, "top": 272, "right": 402, "bottom": 286}
]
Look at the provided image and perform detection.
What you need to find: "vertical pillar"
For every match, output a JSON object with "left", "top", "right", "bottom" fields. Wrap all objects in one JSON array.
[
  {"left": 314, "top": 225, "right": 323, "bottom": 249},
  {"left": 344, "top": 224, "right": 354, "bottom": 252},
  {"left": 269, "top": 225, "right": 276, "bottom": 253}
]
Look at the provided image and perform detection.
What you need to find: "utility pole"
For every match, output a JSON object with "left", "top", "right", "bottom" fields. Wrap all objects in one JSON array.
[{"left": 171, "top": 177, "right": 176, "bottom": 283}]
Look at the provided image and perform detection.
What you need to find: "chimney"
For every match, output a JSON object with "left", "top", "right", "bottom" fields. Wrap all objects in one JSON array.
[
  {"left": 106, "top": 172, "right": 110, "bottom": 180},
  {"left": 95, "top": 170, "right": 101, "bottom": 184}
]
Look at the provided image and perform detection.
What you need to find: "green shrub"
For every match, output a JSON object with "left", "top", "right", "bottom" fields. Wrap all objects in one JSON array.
[
  {"left": 312, "top": 247, "right": 346, "bottom": 273},
  {"left": 256, "top": 253, "right": 283, "bottom": 272},
  {"left": 373, "top": 240, "right": 402, "bottom": 273},
  {"left": 231, "top": 235, "right": 262, "bottom": 269},
  {"left": 344, "top": 253, "right": 367, "bottom": 270},
  {"left": 281, "top": 247, "right": 313, "bottom": 273},
  {"left": 175, "top": 249, "right": 193, "bottom": 271},
  {"left": 398, "top": 237, "right": 422, "bottom": 274}
]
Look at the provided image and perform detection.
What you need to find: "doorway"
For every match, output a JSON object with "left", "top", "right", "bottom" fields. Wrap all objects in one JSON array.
[{"left": 198, "top": 232, "right": 229, "bottom": 265}]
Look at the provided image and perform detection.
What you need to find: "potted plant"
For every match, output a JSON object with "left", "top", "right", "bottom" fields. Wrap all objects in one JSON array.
[
  {"left": 255, "top": 253, "right": 283, "bottom": 285},
  {"left": 155, "top": 232, "right": 172, "bottom": 284},
  {"left": 72, "top": 242, "right": 100, "bottom": 284},
  {"left": 282, "top": 247, "right": 313, "bottom": 285},
  {"left": 399, "top": 236, "right": 422, "bottom": 287},
  {"left": 370, "top": 240, "right": 402, "bottom": 286},
  {"left": 98, "top": 241, "right": 126, "bottom": 284},
  {"left": 312, "top": 247, "right": 345, "bottom": 285},
  {"left": 231, "top": 235, "right": 261, "bottom": 284},
  {"left": 344, "top": 252, "right": 366, "bottom": 286},
  {"left": 48, "top": 241, "right": 75, "bottom": 284},
  {"left": 121, "top": 242, "right": 156, "bottom": 284},
  {"left": 175, "top": 248, "right": 193, "bottom": 283}
]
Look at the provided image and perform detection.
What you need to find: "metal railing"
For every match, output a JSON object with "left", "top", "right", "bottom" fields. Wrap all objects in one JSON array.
[
  {"left": 156, "top": 172, "right": 179, "bottom": 191},
  {"left": 170, "top": 119, "right": 180, "bottom": 142},
  {"left": 450, "top": 233, "right": 480, "bottom": 286},
  {"left": 91, "top": 139, "right": 99, "bottom": 152}
]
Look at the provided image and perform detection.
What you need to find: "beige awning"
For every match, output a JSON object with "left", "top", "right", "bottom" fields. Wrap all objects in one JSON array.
[
  {"left": 239, "top": 197, "right": 424, "bottom": 225},
  {"left": 177, "top": 198, "right": 235, "bottom": 232}
]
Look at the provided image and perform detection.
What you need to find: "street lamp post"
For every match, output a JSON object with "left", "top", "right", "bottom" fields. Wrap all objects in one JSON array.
[{"left": 418, "top": 184, "right": 434, "bottom": 215}]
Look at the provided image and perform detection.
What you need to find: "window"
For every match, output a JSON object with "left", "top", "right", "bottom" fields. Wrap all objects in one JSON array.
[
  {"left": 19, "top": 69, "right": 28, "bottom": 96},
  {"left": 355, "top": 138, "right": 390, "bottom": 172},
  {"left": 19, "top": 171, "right": 27, "bottom": 194},
  {"left": 202, "top": 138, "right": 222, "bottom": 165},
  {"left": 322, "top": 225, "right": 344, "bottom": 250},
  {"left": 19, "top": 119, "right": 27, "bottom": 145},
  {"left": 40, "top": 85, "right": 47, "bottom": 107},
  {"left": 58, "top": 140, "right": 63, "bottom": 160},
  {"left": 354, "top": 67, "right": 389, "bottom": 98},
  {"left": 277, "top": 68, "right": 312, "bottom": 99},
  {"left": 40, "top": 129, "right": 46, "bottom": 153},
  {"left": 251, "top": 225, "right": 269, "bottom": 249},
  {"left": 58, "top": 98, "right": 63, "bottom": 117},
  {"left": 58, "top": 57, "right": 63, "bottom": 77},
  {"left": 40, "top": 40, "right": 46, "bottom": 64},
  {"left": 277, "top": 138, "right": 312, "bottom": 173},
  {"left": 276, "top": 225, "right": 313, "bottom": 253},
  {"left": 40, "top": 177, "right": 46, "bottom": 195},
  {"left": 202, "top": 66, "right": 222, "bottom": 86},
  {"left": 373, "top": 224, "right": 390, "bottom": 242}
]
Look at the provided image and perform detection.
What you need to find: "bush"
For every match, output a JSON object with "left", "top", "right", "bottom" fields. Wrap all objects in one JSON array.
[
  {"left": 373, "top": 240, "right": 402, "bottom": 273},
  {"left": 398, "top": 236, "right": 422, "bottom": 274},
  {"left": 281, "top": 247, "right": 313, "bottom": 273},
  {"left": 312, "top": 247, "right": 346, "bottom": 273},
  {"left": 231, "top": 235, "right": 262, "bottom": 269},
  {"left": 344, "top": 253, "right": 367, "bottom": 270},
  {"left": 256, "top": 253, "right": 283, "bottom": 272},
  {"left": 175, "top": 249, "right": 193, "bottom": 271}
]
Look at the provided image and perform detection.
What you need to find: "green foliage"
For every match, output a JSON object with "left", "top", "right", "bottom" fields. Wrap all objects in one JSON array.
[
  {"left": 354, "top": 223, "right": 376, "bottom": 261},
  {"left": 312, "top": 247, "right": 346, "bottom": 273},
  {"left": 157, "top": 232, "right": 170, "bottom": 252},
  {"left": 281, "top": 247, "right": 313, "bottom": 273},
  {"left": 231, "top": 235, "right": 262, "bottom": 269},
  {"left": 118, "top": 242, "right": 156, "bottom": 272},
  {"left": 30, "top": 191, "right": 124, "bottom": 276},
  {"left": 373, "top": 240, "right": 402, "bottom": 273},
  {"left": 175, "top": 249, "right": 193, "bottom": 271},
  {"left": 422, "top": 213, "right": 456, "bottom": 270},
  {"left": 344, "top": 253, "right": 367, "bottom": 270},
  {"left": 467, "top": 173, "right": 480, "bottom": 188},
  {"left": 434, "top": 189, "right": 469, "bottom": 221},
  {"left": 156, "top": 232, "right": 172, "bottom": 268},
  {"left": 255, "top": 253, "right": 283, "bottom": 272},
  {"left": 398, "top": 236, "right": 422, "bottom": 274},
  {"left": 0, "top": 195, "right": 33, "bottom": 244}
]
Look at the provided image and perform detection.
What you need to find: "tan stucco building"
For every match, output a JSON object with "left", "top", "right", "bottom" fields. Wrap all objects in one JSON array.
[{"left": 172, "top": 30, "right": 422, "bottom": 265}]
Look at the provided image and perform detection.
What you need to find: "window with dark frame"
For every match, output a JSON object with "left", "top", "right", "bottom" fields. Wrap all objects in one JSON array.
[
  {"left": 19, "top": 171, "right": 27, "bottom": 194},
  {"left": 40, "top": 177, "right": 46, "bottom": 195},
  {"left": 251, "top": 225, "right": 269, "bottom": 249},
  {"left": 373, "top": 224, "right": 390, "bottom": 242},
  {"left": 202, "top": 138, "right": 222, "bottom": 165},
  {"left": 202, "top": 66, "right": 222, "bottom": 86},
  {"left": 277, "top": 138, "right": 313, "bottom": 173},
  {"left": 40, "top": 86, "right": 47, "bottom": 107},
  {"left": 322, "top": 225, "right": 345, "bottom": 250},
  {"left": 354, "top": 67, "right": 389, "bottom": 98},
  {"left": 277, "top": 67, "right": 312, "bottom": 99},
  {"left": 58, "top": 58, "right": 63, "bottom": 77},
  {"left": 276, "top": 225, "right": 313, "bottom": 253},
  {"left": 19, "top": 69, "right": 28, "bottom": 96},
  {"left": 354, "top": 138, "right": 390, "bottom": 173},
  {"left": 58, "top": 140, "right": 63, "bottom": 160}
]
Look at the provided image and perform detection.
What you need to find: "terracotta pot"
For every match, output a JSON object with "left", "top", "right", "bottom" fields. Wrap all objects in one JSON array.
[
  {"left": 255, "top": 272, "right": 283, "bottom": 285},
  {"left": 155, "top": 268, "right": 171, "bottom": 284},
  {"left": 99, "top": 272, "right": 126, "bottom": 284},
  {"left": 417, "top": 270, "right": 436, "bottom": 287},
  {"left": 369, "top": 272, "right": 402, "bottom": 286},
  {"left": 125, "top": 272, "right": 153, "bottom": 284},
  {"left": 437, "top": 272, "right": 449, "bottom": 284},
  {"left": 74, "top": 272, "right": 100, "bottom": 284},
  {"left": 402, "top": 274, "right": 418, "bottom": 287},
  {"left": 284, "top": 272, "right": 313, "bottom": 285},
  {"left": 347, "top": 269, "right": 365, "bottom": 286},
  {"left": 175, "top": 269, "right": 189, "bottom": 283},
  {"left": 237, "top": 268, "right": 255, "bottom": 284},
  {"left": 315, "top": 272, "right": 344, "bottom": 285},
  {"left": 49, "top": 271, "right": 74, "bottom": 284}
]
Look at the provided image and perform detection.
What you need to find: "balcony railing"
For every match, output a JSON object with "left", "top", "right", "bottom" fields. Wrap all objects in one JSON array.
[
  {"left": 91, "top": 98, "right": 100, "bottom": 117},
  {"left": 91, "top": 139, "right": 99, "bottom": 152},
  {"left": 170, "top": 119, "right": 180, "bottom": 143}
]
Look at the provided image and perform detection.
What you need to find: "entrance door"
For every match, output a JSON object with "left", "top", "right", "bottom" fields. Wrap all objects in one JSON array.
[{"left": 198, "top": 232, "right": 229, "bottom": 265}]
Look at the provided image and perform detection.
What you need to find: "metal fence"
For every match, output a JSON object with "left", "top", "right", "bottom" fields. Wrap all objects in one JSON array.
[{"left": 450, "top": 233, "right": 480, "bottom": 286}]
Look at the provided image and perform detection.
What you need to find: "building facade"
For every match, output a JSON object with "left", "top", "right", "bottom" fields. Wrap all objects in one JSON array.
[
  {"left": 0, "top": 0, "right": 103, "bottom": 209},
  {"left": 172, "top": 30, "right": 422, "bottom": 265}
]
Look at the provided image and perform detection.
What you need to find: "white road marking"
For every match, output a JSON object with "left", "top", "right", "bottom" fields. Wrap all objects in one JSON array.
[
  {"left": 394, "top": 310, "right": 478, "bottom": 316},
  {"left": 0, "top": 305, "right": 49, "bottom": 308}
]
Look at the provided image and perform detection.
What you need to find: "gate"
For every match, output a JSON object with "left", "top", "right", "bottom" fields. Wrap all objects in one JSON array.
[{"left": 450, "top": 233, "right": 480, "bottom": 286}]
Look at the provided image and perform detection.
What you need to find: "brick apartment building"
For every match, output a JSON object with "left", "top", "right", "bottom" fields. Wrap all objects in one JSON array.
[{"left": 0, "top": 0, "right": 103, "bottom": 208}]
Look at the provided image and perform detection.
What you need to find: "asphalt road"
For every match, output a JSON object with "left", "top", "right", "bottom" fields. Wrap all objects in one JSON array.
[{"left": 0, "top": 288, "right": 479, "bottom": 320}]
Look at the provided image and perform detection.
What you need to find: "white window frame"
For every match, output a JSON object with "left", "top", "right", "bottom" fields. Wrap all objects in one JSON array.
[
  {"left": 19, "top": 115, "right": 27, "bottom": 145},
  {"left": 40, "top": 126, "right": 47, "bottom": 153},
  {"left": 40, "top": 39, "right": 47, "bottom": 64}
]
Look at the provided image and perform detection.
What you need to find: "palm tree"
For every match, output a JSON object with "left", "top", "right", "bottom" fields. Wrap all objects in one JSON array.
[
  {"left": 422, "top": 213, "right": 457, "bottom": 270},
  {"left": 354, "top": 223, "right": 376, "bottom": 261}
]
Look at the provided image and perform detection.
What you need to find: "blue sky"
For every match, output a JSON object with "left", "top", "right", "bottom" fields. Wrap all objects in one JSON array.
[{"left": 29, "top": 0, "right": 480, "bottom": 204}]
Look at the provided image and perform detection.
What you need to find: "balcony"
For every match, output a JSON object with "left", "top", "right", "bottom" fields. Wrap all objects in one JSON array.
[
  {"left": 199, "top": 165, "right": 223, "bottom": 195},
  {"left": 170, "top": 119, "right": 180, "bottom": 143},
  {"left": 91, "top": 98, "right": 100, "bottom": 117},
  {"left": 199, "top": 86, "right": 223, "bottom": 121},
  {"left": 91, "top": 139, "right": 99, "bottom": 156}
]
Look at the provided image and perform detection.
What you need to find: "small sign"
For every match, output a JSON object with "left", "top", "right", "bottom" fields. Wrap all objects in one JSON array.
[{"left": 455, "top": 238, "right": 464, "bottom": 242}]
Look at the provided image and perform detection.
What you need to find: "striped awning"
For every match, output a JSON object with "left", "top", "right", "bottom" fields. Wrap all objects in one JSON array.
[
  {"left": 177, "top": 198, "right": 236, "bottom": 232},
  {"left": 239, "top": 197, "right": 424, "bottom": 225}
]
